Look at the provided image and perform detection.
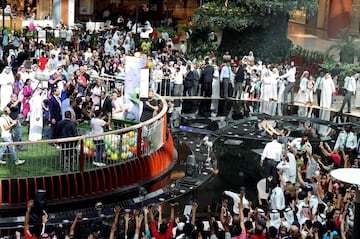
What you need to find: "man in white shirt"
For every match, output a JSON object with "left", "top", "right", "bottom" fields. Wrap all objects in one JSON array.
[
  {"left": 66, "top": 28, "right": 73, "bottom": 45},
  {"left": 220, "top": 61, "right": 232, "bottom": 99},
  {"left": 276, "top": 157, "right": 290, "bottom": 183},
  {"left": 179, "top": 40, "right": 187, "bottom": 57},
  {"left": 286, "top": 152, "right": 297, "bottom": 184},
  {"left": 261, "top": 134, "right": 283, "bottom": 192},
  {"left": 104, "top": 38, "right": 113, "bottom": 56},
  {"left": 335, "top": 124, "right": 357, "bottom": 153},
  {"left": 289, "top": 136, "right": 312, "bottom": 156},
  {"left": 173, "top": 66, "right": 184, "bottom": 97},
  {"left": 91, "top": 110, "right": 111, "bottom": 167},
  {"left": 339, "top": 71, "right": 356, "bottom": 114},
  {"left": 269, "top": 182, "right": 285, "bottom": 211},
  {"left": 0, "top": 107, "right": 25, "bottom": 165},
  {"left": 278, "top": 63, "right": 296, "bottom": 104},
  {"left": 223, "top": 186, "right": 249, "bottom": 221}
]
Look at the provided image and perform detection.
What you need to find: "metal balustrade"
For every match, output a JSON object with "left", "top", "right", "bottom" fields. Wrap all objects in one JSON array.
[{"left": 0, "top": 95, "right": 168, "bottom": 179}]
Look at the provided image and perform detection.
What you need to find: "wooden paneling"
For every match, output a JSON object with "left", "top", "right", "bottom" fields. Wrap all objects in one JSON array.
[{"left": 328, "top": 0, "right": 352, "bottom": 38}]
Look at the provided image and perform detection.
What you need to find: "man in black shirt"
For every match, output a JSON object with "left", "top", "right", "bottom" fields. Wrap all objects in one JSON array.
[
  {"left": 100, "top": 91, "right": 113, "bottom": 116},
  {"left": 201, "top": 60, "right": 214, "bottom": 97},
  {"left": 233, "top": 63, "right": 245, "bottom": 99},
  {"left": 55, "top": 111, "right": 78, "bottom": 172},
  {"left": 7, "top": 94, "right": 25, "bottom": 150}
]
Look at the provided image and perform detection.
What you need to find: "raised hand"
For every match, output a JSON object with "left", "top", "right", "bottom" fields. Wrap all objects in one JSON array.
[
  {"left": 114, "top": 206, "right": 121, "bottom": 214},
  {"left": 76, "top": 212, "right": 83, "bottom": 220},
  {"left": 170, "top": 202, "right": 179, "bottom": 207},
  {"left": 143, "top": 206, "right": 149, "bottom": 215},
  {"left": 27, "top": 200, "right": 34, "bottom": 209},
  {"left": 192, "top": 202, "right": 198, "bottom": 211}
]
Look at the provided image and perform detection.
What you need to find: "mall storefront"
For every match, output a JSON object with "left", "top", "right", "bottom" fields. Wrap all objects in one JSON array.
[
  {"left": 290, "top": 0, "right": 360, "bottom": 38},
  {"left": 3, "top": 0, "right": 164, "bottom": 31},
  {"left": 11, "top": 0, "right": 360, "bottom": 40}
]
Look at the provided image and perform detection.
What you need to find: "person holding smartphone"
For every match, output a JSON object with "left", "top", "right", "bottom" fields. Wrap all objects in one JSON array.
[{"left": 0, "top": 107, "right": 25, "bottom": 165}]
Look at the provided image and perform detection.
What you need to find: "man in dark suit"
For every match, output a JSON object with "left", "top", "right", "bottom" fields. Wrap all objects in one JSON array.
[
  {"left": 55, "top": 111, "right": 78, "bottom": 172},
  {"left": 201, "top": 60, "right": 214, "bottom": 97},
  {"left": 192, "top": 63, "right": 202, "bottom": 96},
  {"left": 48, "top": 87, "right": 62, "bottom": 140},
  {"left": 100, "top": 91, "right": 113, "bottom": 116}
]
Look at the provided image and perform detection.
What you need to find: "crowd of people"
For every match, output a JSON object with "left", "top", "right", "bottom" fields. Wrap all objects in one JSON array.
[
  {"left": 19, "top": 123, "right": 356, "bottom": 239},
  {"left": 0, "top": 12, "right": 359, "bottom": 239}
]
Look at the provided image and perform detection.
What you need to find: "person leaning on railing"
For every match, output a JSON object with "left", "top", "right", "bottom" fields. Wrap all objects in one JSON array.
[
  {"left": 0, "top": 107, "right": 25, "bottom": 165},
  {"left": 140, "top": 89, "right": 159, "bottom": 122},
  {"left": 91, "top": 110, "right": 111, "bottom": 167},
  {"left": 54, "top": 111, "right": 78, "bottom": 172}
]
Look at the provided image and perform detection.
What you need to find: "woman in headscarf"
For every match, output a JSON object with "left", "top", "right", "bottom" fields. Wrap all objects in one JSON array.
[
  {"left": 305, "top": 75, "right": 316, "bottom": 106},
  {"left": 0, "top": 66, "right": 15, "bottom": 109},
  {"left": 260, "top": 68, "right": 272, "bottom": 101},
  {"left": 295, "top": 70, "right": 309, "bottom": 104},
  {"left": 247, "top": 51, "right": 255, "bottom": 65},
  {"left": 270, "top": 67, "right": 279, "bottom": 101},
  {"left": 112, "top": 30, "right": 121, "bottom": 45},
  {"left": 22, "top": 78, "right": 33, "bottom": 121}
]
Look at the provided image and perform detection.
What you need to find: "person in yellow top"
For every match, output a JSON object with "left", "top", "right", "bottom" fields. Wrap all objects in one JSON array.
[{"left": 141, "top": 39, "right": 152, "bottom": 55}]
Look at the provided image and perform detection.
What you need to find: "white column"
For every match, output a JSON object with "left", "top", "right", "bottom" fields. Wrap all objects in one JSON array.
[
  {"left": 350, "top": 0, "right": 360, "bottom": 34},
  {"left": 52, "top": 0, "right": 62, "bottom": 26},
  {"left": 68, "top": 0, "right": 75, "bottom": 27}
]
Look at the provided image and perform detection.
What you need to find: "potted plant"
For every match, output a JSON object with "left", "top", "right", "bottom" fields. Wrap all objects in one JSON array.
[{"left": 326, "top": 28, "right": 360, "bottom": 64}]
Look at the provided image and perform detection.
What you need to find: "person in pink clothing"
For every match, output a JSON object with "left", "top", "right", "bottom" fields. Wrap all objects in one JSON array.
[
  {"left": 22, "top": 78, "right": 33, "bottom": 121},
  {"left": 230, "top": 195, "right": 247, "bottom": 239}
]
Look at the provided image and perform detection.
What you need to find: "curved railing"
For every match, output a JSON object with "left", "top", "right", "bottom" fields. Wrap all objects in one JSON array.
[{"left": 0, "top": 95, "right": 168, "bottom": 179}]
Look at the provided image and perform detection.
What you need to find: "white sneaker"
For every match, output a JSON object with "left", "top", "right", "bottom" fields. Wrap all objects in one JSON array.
[
  {"left": 98, "top": 162, "right": 106, "bottom": 167},
  {"left": 0, "top": 160, "right": 6, "bottom": 165},
  {"left": 92, "top": 161, "right": 100, "bottom": 166},
  {"left": 15, "top": 159, "right": 25, "bottom": 165}
]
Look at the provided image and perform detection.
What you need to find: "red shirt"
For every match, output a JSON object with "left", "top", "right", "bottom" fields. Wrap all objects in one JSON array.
[
  {"left": 150, "top": 221, "right": 173, "bottom": 239},
  {"left": 39, "top": 56, "right": 48, "bottom": 71},
  {"left": 330, "top": 153, "right": 341, "bottom": 166},
  {"left": 151, "top": 30, "right": 158, "bottom": 39},
  {"left": 78, "top": 75, "right": 87, "bottom": 87},
  {"left": 250, "top": 233, "right": 266, "bottom": 239},
  {"left": 24, "top": 228, "right": 36, "bottom": 239}
]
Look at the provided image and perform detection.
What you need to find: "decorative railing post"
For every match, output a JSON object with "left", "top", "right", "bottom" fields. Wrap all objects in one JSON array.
[
  {"left": 137, "top": 127, "right": 142, "bottom": 158},
  {"left": 80, "top": 138, "right": 85, "bottom": 172},
  {"left": 163, "top": 113, "right": 167, "bottom": 143}
]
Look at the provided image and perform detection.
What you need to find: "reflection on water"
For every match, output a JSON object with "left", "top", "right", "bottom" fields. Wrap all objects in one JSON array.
[{"left": 171, "top": 98, "right": 360, "bottom": 213}]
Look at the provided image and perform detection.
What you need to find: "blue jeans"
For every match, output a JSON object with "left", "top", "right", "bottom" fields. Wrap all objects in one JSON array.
[
  {"left": 0, "top": 137, "right": 19, "bottom": 162},
  {"left": 13, "top": 121, "right": 22, "bottom": 143},
  {"left": 94, "top": 140, "right": 105, "bottom": 163}
]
